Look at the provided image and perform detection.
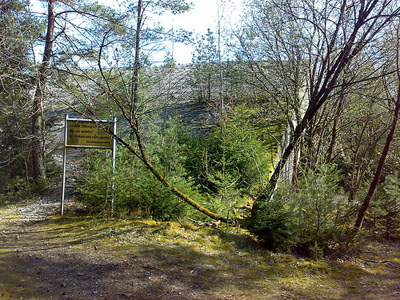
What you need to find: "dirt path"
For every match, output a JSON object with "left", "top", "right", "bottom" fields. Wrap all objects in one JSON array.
[
  {"left": 0, "top": 191, "right": 209, "bottom": 300},
  {"left": 0, "top": 190, "right": 257, "bottom": 300},
  {"left": 1, "top": 192, "right": 400, "bottom": 300}
]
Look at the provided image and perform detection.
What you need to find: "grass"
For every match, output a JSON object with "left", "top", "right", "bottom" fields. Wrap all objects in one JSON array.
[
  {"left": 25, "top": 216, "right": 400, "bottom": 297},
  {"left": 1, "top": 204, "right": 400, "bottom": 299}
]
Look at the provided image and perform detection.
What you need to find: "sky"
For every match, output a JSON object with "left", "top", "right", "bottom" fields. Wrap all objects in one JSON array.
[
  {"left": 30, "top": 0, "right": 243, "bottom": 65},
  {"left": 156, "top": 0, "right": 244, "bottom": 64}
]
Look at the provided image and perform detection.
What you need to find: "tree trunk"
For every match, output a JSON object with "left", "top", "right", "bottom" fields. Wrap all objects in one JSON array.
[
  {"left": 353, "top": 82, "right": 400, "bottom": 234},
  {"left": 122, "top": 0, "right": 228, "bottom": 223},
  {"left": 130, "top": 0, "right": 142, "bottom": 118},
  {"left": 326, "top": 89, "right": 345, "bottom": 162},
  {"left": 31, "top": 0, "right": 55, "bottom": 184},
  {"left": 251, "top": 0, "right": 400, "bottom": 207},
  {"left": 120, "top": 140, "right": 228, "bottom": 223},
  {"left": 259, "top": 105, "right": 314, "bottom": 202}
]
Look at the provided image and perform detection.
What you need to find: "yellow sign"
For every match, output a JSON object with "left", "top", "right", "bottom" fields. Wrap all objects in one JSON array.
[{"left": 67, "top": 120, "right": 113, "bottom": 148}]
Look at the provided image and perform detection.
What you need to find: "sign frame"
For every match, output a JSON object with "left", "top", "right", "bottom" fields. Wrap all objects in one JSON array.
[
  {"left": 60, "top": 114, "right": 117, "bottom": 216},
  {"left": 66, "top": 118, "right": 114, "bottom": 148}
]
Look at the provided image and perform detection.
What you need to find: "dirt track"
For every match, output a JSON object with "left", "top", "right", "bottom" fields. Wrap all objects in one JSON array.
[
  {"left": 1, "top": 190, "right": 400, "bottom": 300},
  {"left": 0, "top": 191, "right": 258, "bottom": 300}
]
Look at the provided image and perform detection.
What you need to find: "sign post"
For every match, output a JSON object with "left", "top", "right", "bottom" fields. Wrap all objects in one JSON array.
[
  {"left": 60, "top": 114, "right": 117, "bottom": 216},
  {"left": 111, "top": 117, "right": 117, "bottom": 215}
]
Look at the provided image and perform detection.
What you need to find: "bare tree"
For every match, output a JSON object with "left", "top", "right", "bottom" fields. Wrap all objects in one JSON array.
[
  {"left": 353, "top": 22, "right": 400, "bottom": 235},
  {"left": 237, "top": 0, "right": 400, "bottom": 204}
]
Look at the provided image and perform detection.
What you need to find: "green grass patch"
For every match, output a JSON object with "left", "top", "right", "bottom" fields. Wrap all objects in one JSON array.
[{"left": 2, "top": 211, "right": 400, "bottom": 299}]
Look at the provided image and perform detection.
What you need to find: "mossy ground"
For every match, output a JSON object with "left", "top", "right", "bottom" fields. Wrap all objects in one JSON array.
[{"left": 0, "top": 200, "right": 399, "bottom": 299}]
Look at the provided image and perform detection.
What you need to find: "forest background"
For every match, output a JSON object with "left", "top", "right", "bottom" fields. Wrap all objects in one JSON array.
[{"left": 1, "top": 0, "right": 400, "bottom": 259}]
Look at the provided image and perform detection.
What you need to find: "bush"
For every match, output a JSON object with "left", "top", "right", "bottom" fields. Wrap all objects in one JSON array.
[
  {"left": 367, "top": 174, "right": 400, "bottom": 240},
  {"left": 247, "top": 164, "right": 353, "bottom": 258},
  {"left": 245, "top": 197, "right": 297, "bottom": 251},
  {"left": 79, "top": 151, "right": 191, "bottom": 220},
  {"left": 0, "top": 175, "right": 33, "bottom": 205},
  {"left": 78, "top": 106, "right": 283, "bottom": 222},
  {"left": 181, "top": 104, "right": 281, "bottom": 219},
  {"left": 78, "top": 118, "right": 202, "bottom": 220}
]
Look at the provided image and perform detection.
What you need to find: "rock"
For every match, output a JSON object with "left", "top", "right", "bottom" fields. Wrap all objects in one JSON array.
[{"left": 118, "top": 293, "right": 132, "bottom": 298}]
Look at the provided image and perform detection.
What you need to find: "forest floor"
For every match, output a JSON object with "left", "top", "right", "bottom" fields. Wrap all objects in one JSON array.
[{"left": 0, "top": 188, "right": 400, "bottom": 300}]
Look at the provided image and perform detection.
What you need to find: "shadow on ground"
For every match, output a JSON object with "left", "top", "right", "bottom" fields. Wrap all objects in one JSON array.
[{"left": 1, "top": 216, "right": 400, "bottom": 300}]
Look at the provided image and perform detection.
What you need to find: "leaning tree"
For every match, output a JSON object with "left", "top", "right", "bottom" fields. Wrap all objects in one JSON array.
[{"left": 236, "top": 0, "right": 400, "bottom": 206}]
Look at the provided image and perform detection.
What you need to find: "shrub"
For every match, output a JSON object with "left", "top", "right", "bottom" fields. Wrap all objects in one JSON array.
[
  {"left": 181, "top": 104, "right": 282, "bottom": 219},
  {"left": 290, "top": 165, "right": 350, "bottom": 257},
  {"left": 0, "top": 175, "right": 33, "bottom": 205},
  {"left": 78, "top": 118, "right": 202, "bottom": 220},
  {"left": 367, "top": 174, "right": 400, "bottom": 240},
  {"left": 245, "top": 197, "right": 297, "bottom": 251},
  {"left": 247, "top": 164, "right": 352, "bottom": 258},
  {"left": 78, "top": 106, "right": 283, "bottom": 223}
]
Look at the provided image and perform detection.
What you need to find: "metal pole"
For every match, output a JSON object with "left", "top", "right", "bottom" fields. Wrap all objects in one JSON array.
[
  {"left": 111, "top": 117, "right": 117, "bottom": 216},
  {"left": 60, "top": 114, "right": 68, "bottom": 216}
]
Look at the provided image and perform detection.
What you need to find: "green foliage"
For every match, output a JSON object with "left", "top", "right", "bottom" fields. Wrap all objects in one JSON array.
[
  {"left": 31, "top": 176, "right": 48, "bottom": 194},
  {"left": 0, "top": 175, "right": 32, "bottom": 205},
  {"left": 78, "top": 118, "right": 201, "bottom": 220},
  {"left": 0, "top": 0, "right": 43, "bottom": 197},
  {"left": 367, "top": 174, "right": 400, "bottom": 240},
  {"left": 79, "top": 150, "right": 189, "bottom": 220},
  {"left": 288, "top": 165, "right": 349, "bottom": 257},
  {"left": 247, "top": 164, "right": 353, "bottom": 258},
  {"left": 245, "top": 197, "right": 297, "bottom": 250},
  {"left": 126, "top": 0, "right": 192, "bottom": 16},
  {"left": 77, "top": 152, "right": 114, "bottom": 212},
  {"left": 181, "top": 105, "right": 281, "bottom": 219},
  {"left": 78, "top": 108, "right": 281, "bottom": 222}
]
